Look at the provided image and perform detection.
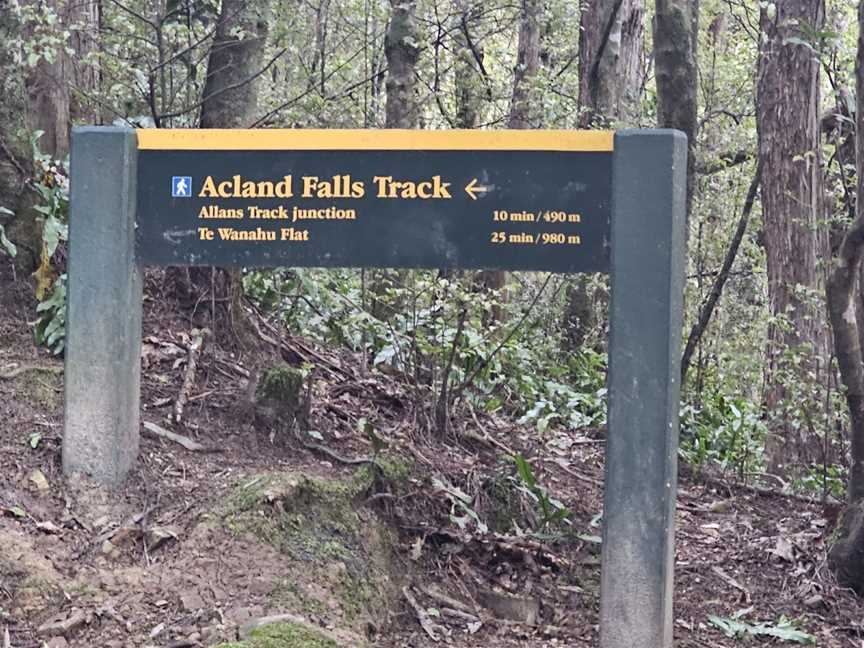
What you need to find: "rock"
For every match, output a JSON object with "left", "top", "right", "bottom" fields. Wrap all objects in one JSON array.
[
  {"left": 253, "top": 364, "right": 307, "bottom": 432},
  {"left": 226, "top": 605, "right": 263, "bottom": 625},
  {"left": 145, "top": 525, "right": 179, "bottom": 551},
  {"left": 37, "top": 608, "right": 88, "bottom": 637},
  {"left": 477, "top": 590, "right": 540, "bottom": 625},
  {"left": 46, "top": 638, "right": 68, "bottom": 648},
  {"left": 179, "top": 590, "right": 206, "bottom": 612},
  {"left": 240, "top": 613, "right": 307, "bottom": 640}
]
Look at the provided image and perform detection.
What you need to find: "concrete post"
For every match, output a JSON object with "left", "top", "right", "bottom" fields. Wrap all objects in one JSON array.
[
  {"left": 600, "top": 130, "right": 687, "bottom": 648},
  {"left": 63, "top": 128, "right": 142, "bottom": 485}
]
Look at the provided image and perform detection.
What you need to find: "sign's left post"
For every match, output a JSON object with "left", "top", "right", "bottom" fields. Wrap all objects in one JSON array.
[{"left": 63, "top": 128, "right": 142, "bottom": 485}]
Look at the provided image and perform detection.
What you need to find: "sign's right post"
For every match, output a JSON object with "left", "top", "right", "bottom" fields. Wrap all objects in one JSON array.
[{"left": 600, "top": 129, "right": 687, "bottom": 648}]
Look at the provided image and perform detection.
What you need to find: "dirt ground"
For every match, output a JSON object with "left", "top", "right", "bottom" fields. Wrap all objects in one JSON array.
[{"left": 2, "top": 266, "right": 864, "bottom": 647}]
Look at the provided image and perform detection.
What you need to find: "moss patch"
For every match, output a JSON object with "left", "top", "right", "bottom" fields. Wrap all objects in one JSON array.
[
  {"left": 19, "top": 369, "right": 62, "bottom": 409},
  {"left": 215, "top": 622, "right": 338, "bottom": 648},
  {"left": 222, "top": 472, "right": 398, "bottom": 633}
]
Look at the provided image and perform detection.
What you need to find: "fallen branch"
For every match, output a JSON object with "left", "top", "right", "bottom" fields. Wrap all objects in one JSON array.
[
  {"left": 403, "top": 586, "right": 447, "bottom": 642},
  {"left": 142, "top": 421, "right": 221, "bottom": 453},
  {"left": 421, "top": 585, "right": 477, "bottom": 616},
  {"left": 302, "top": 440, "right": 371, "bottom": 465},
  {"left": 0, "top": 364, "right": 63, "bottom": 380},
  {"left": 173, "top": 328, "right": 208, "bottom": 424}
]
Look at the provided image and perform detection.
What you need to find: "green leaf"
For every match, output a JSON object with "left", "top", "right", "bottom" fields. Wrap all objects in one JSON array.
[
  {"left": 513, "top": 453, "right": 536, "bottom": 489},
  {"left": 29, "top": 432, "right": 42, "bottom": 449},
  {"left": 0, "top": 224, "right": 17, "bottom": 258},
  {"left": 7, "top": 505, "right": 26, "bottom": 518}
]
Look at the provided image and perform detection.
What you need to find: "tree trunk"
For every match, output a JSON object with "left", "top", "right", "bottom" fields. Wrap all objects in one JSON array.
[
  {"left": 756, "top": 0, "right": 829, "bottom": 475},
  {"left": 654, "top": 0, "right": 698, "bottom": 227},
  {"left": 23, "top": 0, "right": 101, "bottom": 158},
  {"left": 370, "top": 0, "right": 420, "bottom": 321},
  {"left": 24, "top": 13, "right": 70, "bottom": 157},
  {"left": 827, "top": 0, "right": 864, "bottom": 591},
  {"left": 200, "top": 0, "right": 270, "bottom": 128},
  {"left": 577, "top": 0, "right": 645, "bottom": 127},
  {"left": 453, "top": 1, "right": 485, "bottom": 130},
  {"left": 0, "top": 1, "right": 38, "bottom": 272},
  {"left": 480, "top": 0, "right": 542, "bottom": 322},
  {"left": 384, "top": 0, "right": 419, "bottom": 129},
  {"left": 507, "top": 0, "right": 541, "bottom": 130},
  {"left": 565, "top": 0, "right": 645, "bottom": 347},
  {"left": 182, "top": 0, "right": 270, "bottom": 346}
]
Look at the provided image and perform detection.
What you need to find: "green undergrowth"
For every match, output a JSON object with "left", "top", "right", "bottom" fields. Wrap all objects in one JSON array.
[
  {"left": 222, "top": 471, "right": 398, "bottom": 636},
  {"left": 215, "top": 622, "right": 338, "bottom": 648}
]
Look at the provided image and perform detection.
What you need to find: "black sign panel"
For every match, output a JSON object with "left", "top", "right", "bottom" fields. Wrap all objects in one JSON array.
[{"left": 135, "top": 133, "right": 612, "bottom": 272}]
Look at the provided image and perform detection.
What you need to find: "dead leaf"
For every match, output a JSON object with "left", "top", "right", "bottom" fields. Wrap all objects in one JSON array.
[
  {"left": 29, "top": 468, "right": 50, "bottom": 495},
  {"left": 769, "top": 535, "right": 795, "bottom": 562}
]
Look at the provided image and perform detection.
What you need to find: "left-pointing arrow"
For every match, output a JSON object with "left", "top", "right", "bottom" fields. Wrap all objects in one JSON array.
[{"left": 465, "top": 178, "right": 490, "bottom": 201}]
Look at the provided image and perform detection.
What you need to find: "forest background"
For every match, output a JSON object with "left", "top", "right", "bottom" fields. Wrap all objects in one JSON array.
[{"left": 5, "top": 0, "right": 864, "bottom": 645}]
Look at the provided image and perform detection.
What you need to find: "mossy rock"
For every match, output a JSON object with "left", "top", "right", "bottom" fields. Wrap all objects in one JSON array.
[
  {"left": 254, "top": 364, "right": 306, "bottom": 431},
  {"left": 222, "top": 472, "right": 398, "bottom": 636},
  {"left": 215, "top": 622, "right": 338, "bottom": 648}
]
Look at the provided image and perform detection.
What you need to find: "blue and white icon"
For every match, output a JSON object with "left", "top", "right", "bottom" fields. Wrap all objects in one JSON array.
[{"left": 172, "top": 176, "right": 192, "bottom": 198}]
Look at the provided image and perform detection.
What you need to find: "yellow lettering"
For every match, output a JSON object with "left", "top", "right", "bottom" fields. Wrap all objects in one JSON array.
[{"left": 199, "top": 176, "right": 217, "bottom": 197}]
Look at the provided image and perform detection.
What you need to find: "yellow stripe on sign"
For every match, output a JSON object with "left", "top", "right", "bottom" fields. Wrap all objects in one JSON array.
[{"left": 135, "top": 129, "right": 614, "bottom": 152}]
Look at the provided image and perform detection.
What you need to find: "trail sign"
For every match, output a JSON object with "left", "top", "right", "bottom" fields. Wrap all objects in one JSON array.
[
  {"left": 63, "top": 128, "right": 686, "bottom": 648},
  {"left": 135, "top": 130, "right": 613, "bottom": 272}
]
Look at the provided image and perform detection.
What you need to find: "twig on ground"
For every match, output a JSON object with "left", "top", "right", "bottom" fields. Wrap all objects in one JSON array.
[
  {"left": 142, "top": 421, "right": 222, "bottom": 453},
  {"left": 711, "top": 566, "right": 751, "bottom": 603},
  {"left": 173, "top": 328, "right": 208, "bottom": 424},
  {"left": 552, "top": 458, "right": 604, "bottom": 487}
]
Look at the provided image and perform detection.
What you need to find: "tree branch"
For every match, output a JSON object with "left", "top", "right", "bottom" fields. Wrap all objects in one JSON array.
[{"left": 681, "top": 163, "right": 761, "bottom": 381}]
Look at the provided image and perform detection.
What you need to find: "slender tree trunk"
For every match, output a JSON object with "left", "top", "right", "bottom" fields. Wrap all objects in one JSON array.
[
  {"left": 453, "top": 1, "right": 485, "bottom": 130},
  {"left": 756, "top": 0, "right": 829, "bottom": 475},
  {"left": 480, "top": 0, "right": 542, "bottom": 323},
  {"left": 0, "top": 1, "right": 38, "bottom": 272},
  {"left": 370, "top": 0, "right": 420, "bottom": 321},
  {"left": 577, "top": 0, "right": 645, "bottom": 127},
  {"left": 384, "top": 0, "right": 419, "bottom": 129},
  {"left": 826, "top": 0, "right": 864, "bottom": 591}
]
